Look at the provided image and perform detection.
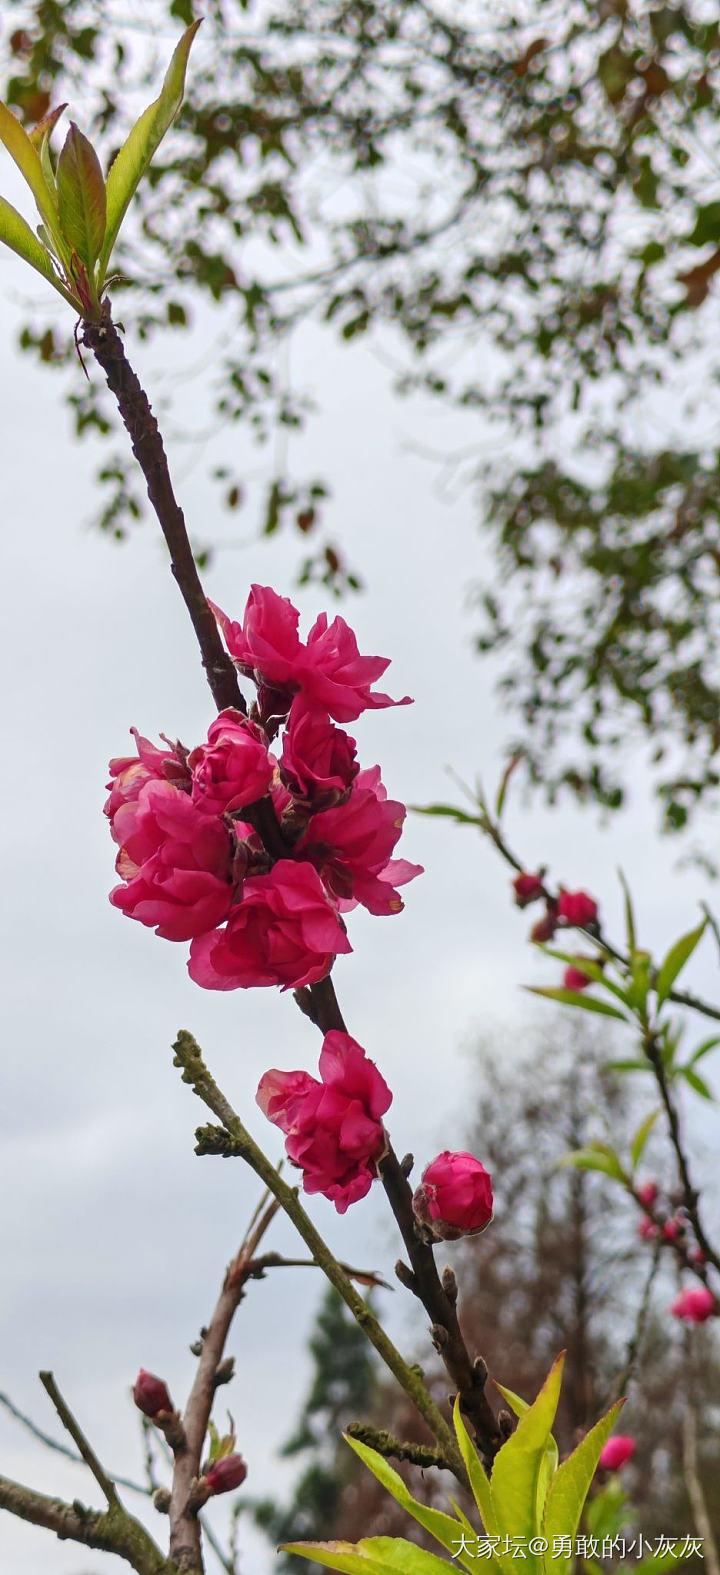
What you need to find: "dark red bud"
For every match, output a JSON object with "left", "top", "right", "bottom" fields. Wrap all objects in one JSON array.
[
  {"left": 204, "top": 1453, "right": 248, "bottom": 1495},
  {"left": 530, "top": 907, "right": 558, "bottom": 944},
  {"left": 133, "top": 1369, "right": 173, "bottom": 1418},
  {"left": 512, "top": 872, "right": 545, "bottom": 908}
]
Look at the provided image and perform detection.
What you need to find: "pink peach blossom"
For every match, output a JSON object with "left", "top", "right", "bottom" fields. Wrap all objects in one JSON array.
[
  {"left": 212, "top": 585, "right": 411, "bottom": 722},
  {"left": 670, "top": 1286, "right": 717, "bottom": 1323},
  {"left": 557, "top": 889, "right": 598, "bottom": 927},
  {"left": 105, "top": 728, "right": 184, "bottom": 830},
  {"left": 256, "top": 1031, "right": 392, "bottom": 1213},
  {"left": 188, "top": 860, "right": 351, "bottom": 990},
  {"left": 413, "top": 1151, "right": 494, "bottom": 1241},
  {"left": 280, "top": 700, "right": 358, "bottom": 807},
  {"left": 111, "top": 781, "right": 233, "bottom": 941},
  {"left": 189, "top": 709, "right": 273, "bottom": 815},
  {"left": 598, "top": 1436, "right": 636, "bottom": 1472},
  {"left": 563, "top": 964, "right": 591, "bottom": 991},
  {"left": 295, "top": 766, "right": 422, "bottom": 915}
]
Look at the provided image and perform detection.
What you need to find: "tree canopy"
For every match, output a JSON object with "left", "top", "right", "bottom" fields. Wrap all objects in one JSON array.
[{"left": 4, "top": 0, "right": 720, "bottom": 826}]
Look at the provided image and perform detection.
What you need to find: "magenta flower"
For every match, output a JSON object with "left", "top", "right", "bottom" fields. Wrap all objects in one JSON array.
[
  {"left": 133, "top": 1370, "right": 173, "bottom": 1419},
  {"left": 637, "top": 1217, "right": 660, "bottom": 1242},
  {"left": 212, "top": 584, "right": 411, "bottom": 722},
  {"left": 280, "top": 700, "right": 359, "bottom": 807},
  {"left": 105, "top": 728, "right": 183, "bottom": 828},
  {"left": 188, "top": 860, "right": 351, "bottom": 990},
  {"left": 256, "top": 1031, "right": 392, "bottom": 1212},
  {"left": 110, "top": 781, "right": 233, "bottom": 941},
  {"left": 598, "top": 1436, "right": 636, "bottom": 1472},
  {"left": 189, "top": 708, "right": 273, "bottom": 815},
  {"left": 295, "top": 765, "right": 423, "bottom": 915},
  {"left": 557, "top": 889, "right": 598, "bottom": 927},
  {"left": 413, "top": 1151, "right": 494, "bottom": 1241},
  {"left": 204, "top": 1454, "right": 248, "bottom": 1495},
  {"left": 563, "top": 964, "right": 591, "bottom": 991},
  {"left": 512, "top": 872, "right": 544, "bottom": 907},
  {"left": 636, "top": 1181, "right": 658, "bottom": 1209},
  {"left": 670, "top": 1286, "right": 717, "bottom": 1323}
]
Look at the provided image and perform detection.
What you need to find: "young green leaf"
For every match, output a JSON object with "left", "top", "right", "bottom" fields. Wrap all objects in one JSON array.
[
  {"left": 490, "top": 1355, "right": 565, "bottom": 1572},
  {"left": 681, "top": 1067, "right": 714, "bottom": 1100},
  {"left": 282, "top": 1538, "right": 455, "bottom": 1574},
  {"left": 604, "top": 1060, "right": 652, "bottom": 1074},
  {"left": 0, "top": 194, "right": 77, "bottom": 307},
  {"left": 527, "top": 987, "right": 628, "bottom": 1022},
  {"left": 630, "top": 1109, "right": 660, "bottom": 1171},
  {"left": 655, "top": 920, "right": 706, "bottom": 1008},
  {"left": 557, "top": 1145, "right": 628, "bottom": 1184},
  {"left": 98, "top": 19, "right": 202, "bottom": 283},
  {"left": 57, "top": 123, "right": 106, "bottom": 273},
  {"left": 688, "top": 1036, "right": 720, "bottom": 1066},
  {"left": 28, "top": 103, "right": 67, "bottom": 148},
  {"left": 0, "top": 101, "right": 62, "bottom": 244},
  {"left": 343, "top": 1435, "right": 477, "bottom": 1572},
  {"left": 452, "top": 1399, "right": 498, "bottom": 1537},
  {"left": 617, "top": 868, "right": 636, "bottom": 952},
  {"left": 410, "top": 803, "right": 482, "bottom": 826},
  {"left": 542, "top": 1401, "right": 624, "bottom": 1572},
  {"left": 541, "top": 950, "right": 629, "bottom": 1005}
]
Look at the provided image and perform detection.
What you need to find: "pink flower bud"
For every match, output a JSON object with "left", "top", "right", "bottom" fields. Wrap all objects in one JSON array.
[
  {"left": 663, "top": 1216, "right": 683, "bottom": 1242},
  {"left": 636, "top": 1181, "right": 658, "bottom": 1209},
  {"left": 557, "top": 890, "right": 598, "bottom": 928},
  {"left": 598, "top": 1436, "right": 636, "bottom": 1472},
  {"left": 530, "top": 907, "right": 558, "bottom": 944},
  {"left": 691, "top": 1247, "right": 706, "bottom": 1266},
  {"left": 133, "top": 1370, "right": 173, "bottom": 1418},
  {"left": 563, "top": 964, "right": 591, "bottom": 991},
  {"left": 204, "top": 1453, "right": 248, "bottom": 1495},
  {"left": 637, "top": 1217, "right": 660, "bottom": 1242},
  {"left": 413, "top": 1151, "right": 493, "bottom": 1242},
  {"left": 670, "top": 1286, "right": 717, "bottom": 1323},
  {"left": 512, "top": 872, "right": 544, "bottom": 908}
]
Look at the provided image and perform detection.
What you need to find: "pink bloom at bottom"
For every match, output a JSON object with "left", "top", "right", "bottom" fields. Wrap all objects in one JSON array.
[
  {"left": 256, "top": 1031, "right": 392, "bottom": 1212},
  {"left": 413, "top": 1151, "right": 494, "bottom": 1241},
  {"left": 670, "top": 1286, "right": 717, "bottom": 1323},
  {"left": 598, "top": 1436, "right": 636, "bottom": 1472},
  {"left": 188, "top": 860, "right": 351, "bottom": 990}
]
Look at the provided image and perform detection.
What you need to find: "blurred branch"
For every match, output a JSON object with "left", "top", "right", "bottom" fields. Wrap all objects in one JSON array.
[
  {"left": 0, "top": 1473, "right": 174, "bottom": 1575},
  {"left": 682, "top": 1400, "right": 720, "bottom": 1575}
]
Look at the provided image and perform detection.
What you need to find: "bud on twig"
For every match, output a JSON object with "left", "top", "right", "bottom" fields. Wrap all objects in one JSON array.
[{"left": 133, "top": 1370, "right": 173, "bottom": 1419}]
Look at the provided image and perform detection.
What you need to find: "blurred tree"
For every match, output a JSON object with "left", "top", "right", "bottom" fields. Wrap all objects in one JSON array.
[
  {"left": 4, "top": 0, "right": 720, "bottom": 825},
  {"left": 251, "top": 1283, "right": 378, "bottom": 1571}
]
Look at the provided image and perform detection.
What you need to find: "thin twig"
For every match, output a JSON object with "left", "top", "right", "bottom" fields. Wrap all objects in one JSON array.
[
  {"left": 608, "top": 1241, "right": 661, "bottom": 1404},
  {"left": 0, "top": 1392, "right": 147, "bottom": 1498},
  {"left": 39, "top": 1373, "right": 119, "bottom": 1509},
  {"left": 345, "top": 1423, "right": 454, "bottom": 1471}
]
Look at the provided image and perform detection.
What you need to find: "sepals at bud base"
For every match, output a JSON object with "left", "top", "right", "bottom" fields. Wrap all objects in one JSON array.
[
  {"left": 412, "top": 1151, "right": 493, "bottom": 1242},
  {"left": 133, "top": 1369, "right": 173, "bottom": 1418},
  {"left": 203, "top": 1453, "right": 248, "bottom": 1495}
]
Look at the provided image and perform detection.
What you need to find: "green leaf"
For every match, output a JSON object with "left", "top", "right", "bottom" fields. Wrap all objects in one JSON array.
[
  {"left": 527, "top": 987, "right": 628, "bottom": 1021},
  {"left": 0, "top": 194, "right": 77, "bottom": 306},
  {"left": 605, "top": 1060, "right": 652, "bottom": 1074},
  {"left": 542, "top": 1401, "right": 624, "bottom": 1572},
  {"left": 541, "top": 950, "right": 629, "bottom": 1005},
  {"left": 630, "top": 1109, "right": 660, "bottom": 1171},
  {"left": 98, "top": 20, "right": 202, "bottom": 282},
  {"left": 557, "top": 1145, "right": 628, "bottom": 1183},
  {"left": 410, "top": 802, "right": 482, "bottom": 827},
  {"left": 452, "top": 1398, "right": 498, "bottom": 1538},
  {"left": 343, "top": 1435, "right": 477, "bottom": 1573},
  {"left": 282, "top": 1538, "right": 454, "bottom": 1574},
  {"left": 57, "top": 122, "right": 106, "bottom": 272},
  {"left": 655, "top": 921, "right": 706, "bottom": 1008},
  {"left": 490, "top": 1355, "right": 565, "bottom": 1574},
  {"left": 617, "top": 869, "right": 636, "bottom": 952},
  {"left": 688, "top": 1036, "right": 720, "bottom": 1066},
  {"left": 681, "top": 1067, "right": 714, "bottom": 1100},
  {"left": 0, "top": 100, "right": 62, "bottom": 245},
  {"left": 687, "top": 201, "right": 720, "bottom": 246},
  {"left": 28, "top": 103, "right": 67, "bottom": 149}
]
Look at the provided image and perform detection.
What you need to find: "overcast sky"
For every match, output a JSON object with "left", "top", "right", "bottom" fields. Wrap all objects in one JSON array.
[{"left": 1, "top": 148, "right": 719, "bottom": 1572}]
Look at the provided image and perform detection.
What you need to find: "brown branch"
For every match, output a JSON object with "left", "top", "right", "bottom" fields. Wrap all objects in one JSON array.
[
  {"left": 168, "top": 1196, "right": 281, "bottom": 1574},
  {"left": 345, "top": 1423, "right": 454, "bottom": 1471},
  {"left": 39, "top": 1373, "right": 119, "bottom": 1508},
  {"left": 642, "top": 1035, "right": 720, "bottom": 1274},
  {"left": 0, "top": 1473, "right": 174, "bottom": 1575},
  {"left": 682, "top": 1398, "right": 720, "bottom": 1575},
  {"left": 81, "top": 304, "right": 244, "bottom": 717},
  {"left": 608, "top": 1240, "right": 661, "bottom": 1405},
  {"left": 378, "top": 1149, "right": 501, "bottom": 1465},
  {"left": 0, "top": 1391, "right": 148, "bottom": 1498}
]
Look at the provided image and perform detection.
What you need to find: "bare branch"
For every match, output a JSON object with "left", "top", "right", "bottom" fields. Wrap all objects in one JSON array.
[
  {"left": 39, "top": 1374, "right": 119, "bottom": 1509},
  {"left": 0, "top": 1473, "right": 174, "bottom": 1575}
]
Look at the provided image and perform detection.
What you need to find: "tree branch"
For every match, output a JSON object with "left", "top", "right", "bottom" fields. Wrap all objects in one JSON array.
[
  {"left": 0, "top": 1473, "right": 174, "bottom": 1575},
  {"left": 168, "top": 1195, "right": 280, "bottom": 1574},
  {"left": 39, "top": 1373, "right": 119, "bottom": 1509},
  {"left": 345, "top": 1423, "right": 454, "bottom": 1471}
]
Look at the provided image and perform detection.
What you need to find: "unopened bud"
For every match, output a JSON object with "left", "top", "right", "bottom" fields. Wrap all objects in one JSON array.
[
  {"left": 133, "top": 1369, "right": 173, "bottom": 1419},
  {"left": 204, "top": 1453, "right": 248, "bottom": 1495},
  {"left": 512, "top": 872, "right": 544, "bottom": 908}
]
